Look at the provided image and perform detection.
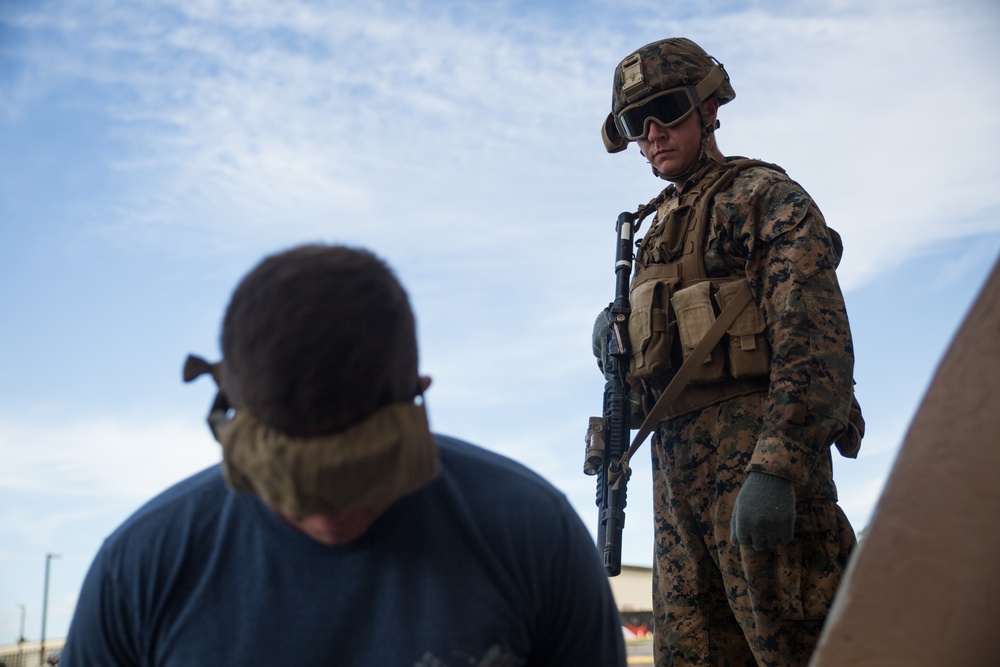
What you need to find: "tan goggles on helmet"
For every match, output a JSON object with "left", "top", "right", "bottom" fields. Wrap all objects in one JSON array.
[{"left": 615, "top": 66, "right": 726, "bottom": 140}]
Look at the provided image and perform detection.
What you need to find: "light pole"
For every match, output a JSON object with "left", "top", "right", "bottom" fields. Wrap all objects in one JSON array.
[
  {"left": 40, "top": 553, "right": 60, "bottom": 666},
  {"left": 17, "top": 603, "right": 26, "bottom": 652}
]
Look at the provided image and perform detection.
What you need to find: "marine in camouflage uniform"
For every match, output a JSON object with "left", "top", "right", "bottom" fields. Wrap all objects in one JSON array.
[{"left": 596, "top": 38, "right": 861, "bottom": 666}]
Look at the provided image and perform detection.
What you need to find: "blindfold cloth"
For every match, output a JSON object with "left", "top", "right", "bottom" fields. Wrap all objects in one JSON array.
[
  {"left": 220, "top": 401, "right": 438, "bottom": 516},
  {"left": 183, "top": 354, "right": 438, "bottom": 516}
]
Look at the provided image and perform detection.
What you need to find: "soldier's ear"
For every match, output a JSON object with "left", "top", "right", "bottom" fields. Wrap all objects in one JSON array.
[{"left": 701, "top": 97, "right": 720, "bottom": 120}]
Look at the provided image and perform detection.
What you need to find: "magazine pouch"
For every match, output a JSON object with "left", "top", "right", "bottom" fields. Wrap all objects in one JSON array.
[
  {"left": 715, "top": 279, "right": 771, "bottom": 379},
  {"left": 670, "top": 280, "right": 728, "bottom": 383},
  {"left": 627, "top": 267, "right": 679, "bottom": 382}
]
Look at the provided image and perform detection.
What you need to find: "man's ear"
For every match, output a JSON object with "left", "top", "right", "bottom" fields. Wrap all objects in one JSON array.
[{"left": 701, "top": 97, "right": 720, "bottom": 122}]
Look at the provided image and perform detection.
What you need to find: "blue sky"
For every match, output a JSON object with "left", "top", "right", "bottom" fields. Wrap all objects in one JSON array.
[{"left": 2, "top": 0, "right": 999, "bottom": 643}]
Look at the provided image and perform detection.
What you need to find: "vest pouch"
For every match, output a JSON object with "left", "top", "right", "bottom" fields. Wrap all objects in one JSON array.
[
  {"left": 628, "top": 389, "right": 652, "bottom": 423},
  {"left": 627, "top": 274, "right": 676, "bottom": 381},
  {"left": 714, "top": 279, "right": 771, "bottom": 379},
  {"left": 670, "top": 281, "right": 728, "bottom": 383},
  {"left": 645, "top": 203, "right": 693, "bottom": 264}
]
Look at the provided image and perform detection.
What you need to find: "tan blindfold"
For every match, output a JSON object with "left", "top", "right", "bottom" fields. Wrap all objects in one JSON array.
[
  {"left": 183, "top": 354, "right": 438, "bottom": 516},
  {"left": 220, "top": 401, "right": 438, "bottom": 516}
]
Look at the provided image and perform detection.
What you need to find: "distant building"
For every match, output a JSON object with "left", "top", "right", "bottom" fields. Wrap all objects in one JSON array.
[
  {"left": 608, "top": 564, "right": 653, "bottom": 638},
  {"left": 0, "top": 637, "right": 65, "bottom": 666}
]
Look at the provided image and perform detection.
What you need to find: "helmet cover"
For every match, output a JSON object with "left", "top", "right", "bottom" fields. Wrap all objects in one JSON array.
[{"left": 602, "top": 38, "right": 734, "bottom": 153}]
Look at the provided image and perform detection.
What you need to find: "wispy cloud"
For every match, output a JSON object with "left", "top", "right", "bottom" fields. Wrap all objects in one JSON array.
[
  {"left": 7, "top": 0, "right": 998, "bottom": 289},
  {"left": 702, "top": 4, "right": 1000, "bottom": 290},
  {"left": 0, "top": 412, "right": 220, "bottom": 501}
]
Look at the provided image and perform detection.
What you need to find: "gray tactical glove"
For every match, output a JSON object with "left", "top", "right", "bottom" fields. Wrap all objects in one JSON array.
[
  {"left": 592, "top": 307, "right": 612, "bottom": 379},
  {"left": 730, "top": 471, "right": 796, "bottom": 549}
]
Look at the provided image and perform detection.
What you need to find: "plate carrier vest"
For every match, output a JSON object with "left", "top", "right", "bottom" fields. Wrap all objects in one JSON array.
[{"left": 626, "top": 158, "right": 781, "bottom": 420}]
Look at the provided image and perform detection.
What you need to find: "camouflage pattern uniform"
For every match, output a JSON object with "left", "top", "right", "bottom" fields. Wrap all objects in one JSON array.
[{"left": 642, "top": 158, "right": 856, "bottom": 666}]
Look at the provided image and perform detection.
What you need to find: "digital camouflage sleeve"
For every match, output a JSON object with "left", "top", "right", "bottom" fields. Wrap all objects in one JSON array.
[{"left": 707, "top": 165, "right": 854, "bottom": 489}]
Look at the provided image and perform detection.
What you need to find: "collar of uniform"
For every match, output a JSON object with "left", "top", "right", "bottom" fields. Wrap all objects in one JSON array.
[{"left": 676, "top": 159, "right": 722, "bottom": 195}]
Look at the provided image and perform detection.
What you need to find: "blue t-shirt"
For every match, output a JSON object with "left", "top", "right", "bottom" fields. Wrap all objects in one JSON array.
[{"left": 62, "top": 435, "right": 626, "bottom": 666}]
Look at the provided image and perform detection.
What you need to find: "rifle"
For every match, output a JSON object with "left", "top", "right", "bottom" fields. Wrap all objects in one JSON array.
[
  {"left": 584, "top": 211, "right": 636, "bottom": 576},
  {"left": 584, "top": 206, "right": 762, "bottom": 575}
]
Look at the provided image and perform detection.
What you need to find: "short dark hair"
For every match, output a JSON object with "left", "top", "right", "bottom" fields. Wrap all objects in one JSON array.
[{"left": 220, "top": 244, "right": 418, "bottom": 436}]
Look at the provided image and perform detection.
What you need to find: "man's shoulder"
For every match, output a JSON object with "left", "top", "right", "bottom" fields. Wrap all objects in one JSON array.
[
  {"left": 716, "top": 157, "right": 816, "bottom": 215},
  {"left": 426, "top": 434, "right": 595, "bottom": 570},
  {"left": 433, "top": 434, "right": 569, "bottom": 506},
  {"left": 436, "top": 434, "right": 553, "bottom": 483},
  {"left": 104, "top": 465, "right": 228, "bottom": 548},
  {"left": 136, "top": 464, "right": 226, "bottom": 511},
  {"left": 722, "top": 157, "right": 798, "bottom": 191}
]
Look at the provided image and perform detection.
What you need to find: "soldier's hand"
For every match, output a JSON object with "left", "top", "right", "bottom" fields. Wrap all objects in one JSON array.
[
  {"left": 730, "top": 471, "right": 796, "bottom": 549},
  {"left": 592, "top": 307, "right": 613, "bottom": 380}
]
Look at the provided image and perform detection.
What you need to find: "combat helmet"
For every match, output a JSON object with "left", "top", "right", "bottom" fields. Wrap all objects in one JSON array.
[{"left": 602, "top": 38, "right": 735, "bottom": 154}]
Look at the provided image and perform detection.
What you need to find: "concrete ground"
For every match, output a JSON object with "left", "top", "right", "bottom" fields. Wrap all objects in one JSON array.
[{"left": 627, "top": 637, "right": 654, "bottom": 664}]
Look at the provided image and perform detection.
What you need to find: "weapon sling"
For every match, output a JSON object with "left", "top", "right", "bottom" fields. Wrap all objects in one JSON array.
[{"left": 609, "top": 280, "right": 754, "bottom": 489}]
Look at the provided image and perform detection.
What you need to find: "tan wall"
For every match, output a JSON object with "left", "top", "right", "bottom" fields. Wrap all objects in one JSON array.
[
  {"left": 608, "top": 564, "right": 653, "bottom": 612},
  {"left": 809, "top": 257, "right": 1000, "bottom": 667}
]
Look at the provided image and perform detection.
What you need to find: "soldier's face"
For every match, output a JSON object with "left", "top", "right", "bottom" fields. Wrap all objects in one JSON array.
[{"left": 636, "top": 108, "right": 703, "bottom": 180}]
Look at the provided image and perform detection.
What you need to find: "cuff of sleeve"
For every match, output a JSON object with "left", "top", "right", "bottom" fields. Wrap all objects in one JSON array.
[{"left": 747, "top": 436, "right": 815, "bottom": 485}]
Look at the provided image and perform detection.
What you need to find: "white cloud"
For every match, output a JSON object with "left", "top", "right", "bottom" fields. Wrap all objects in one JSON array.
[
  {"left": 702, "top": 5, "right": 1000, "bottom": 291},
  {"left": 0, "top": 411, "right": 220, "bottom": 501},
  {"left": 11, "top": 0, "right": 987, "bottom": 289}
]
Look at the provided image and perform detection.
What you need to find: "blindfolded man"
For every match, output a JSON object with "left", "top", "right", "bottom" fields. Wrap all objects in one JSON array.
[{"left": 63, "top": 244, "right": 627, "bottom": 667}]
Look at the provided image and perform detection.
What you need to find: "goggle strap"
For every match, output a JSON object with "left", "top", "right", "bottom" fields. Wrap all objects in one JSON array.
[
  {"left": 603, "top": 112, "right": 628, "bottom": 153},
  {"left": 694, "top": 66, "right": 726, "bottom": 106}
]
